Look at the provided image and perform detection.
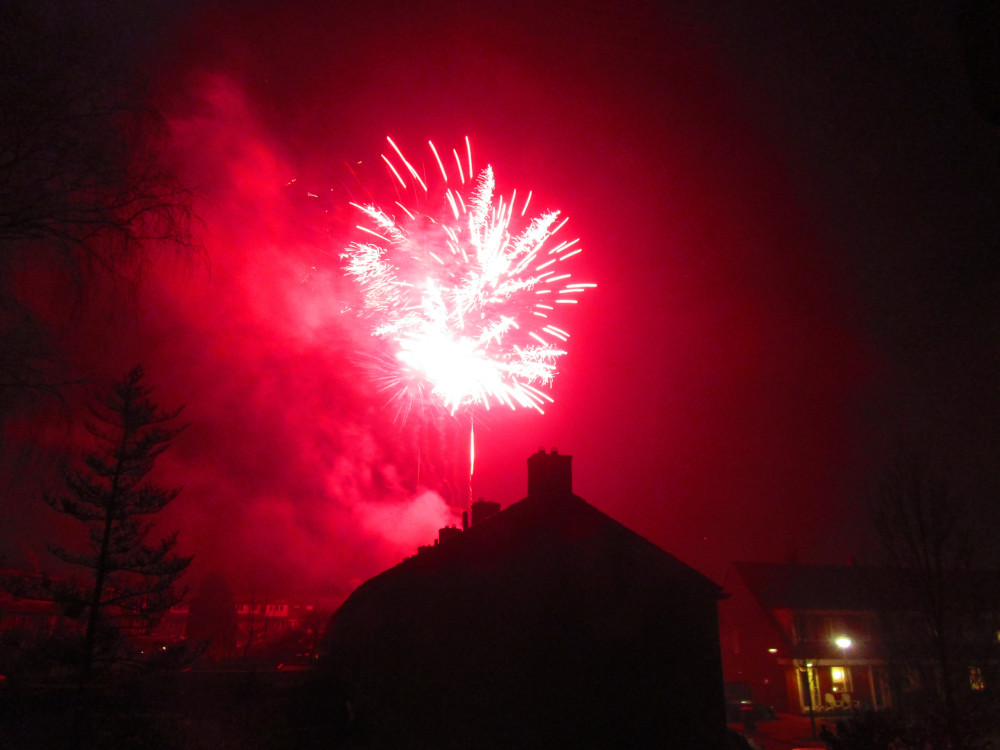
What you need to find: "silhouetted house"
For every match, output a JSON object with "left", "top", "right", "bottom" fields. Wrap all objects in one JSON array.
[
  {"left": 231, "top": 599, "right": 325, "bottom": 658},
  {"left": 719, "top": 562, "right": 1000, "bottom": 716},
  {"left": 0, "top": 571, "right": 73, "bottom": 638},
  {"left": 326, "top": 449, "right": 727, "bottom": 749}
]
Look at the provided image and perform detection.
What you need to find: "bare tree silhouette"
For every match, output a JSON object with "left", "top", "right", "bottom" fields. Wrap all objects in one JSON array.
[{"left": 0, "top": 3, "right": 198, "bottom": 413}]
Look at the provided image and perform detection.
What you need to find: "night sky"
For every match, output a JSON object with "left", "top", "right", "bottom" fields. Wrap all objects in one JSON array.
[{"left": 2, "top": 0, "right": 998, "bottom": 606}]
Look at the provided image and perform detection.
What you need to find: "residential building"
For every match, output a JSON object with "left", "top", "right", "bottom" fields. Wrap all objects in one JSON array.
[
  {"left": 719, "top": 561, "right": 1000, "bottom": 716},
  {"left": 326, "top": 449, "right": 728, "bottom": 749},
  {"left": 1, "top": 570, "right": 323, "bottom": 665},
  {"left": 0, "top": 571, "right": 74, "bottom": 639}
]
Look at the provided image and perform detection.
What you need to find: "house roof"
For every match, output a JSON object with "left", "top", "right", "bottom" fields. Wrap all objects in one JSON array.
[
  {"left": 349, "top": 490, "right": 723, "bottom": 605},
  {"left": 355, "top": 446, "right": 721, "bottom": 601},
  {"left": 731, "top": 561, "right": 1000, "bottom": 613}
]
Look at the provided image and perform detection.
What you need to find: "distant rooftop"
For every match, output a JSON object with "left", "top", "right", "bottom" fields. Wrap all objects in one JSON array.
[{"left": 730, "top": 561, "right": 1000, "bottom": 612}]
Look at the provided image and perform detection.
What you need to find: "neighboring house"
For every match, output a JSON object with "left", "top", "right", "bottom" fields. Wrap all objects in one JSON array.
[
  {"left": 230, "top": 600, "right": 324, "bottom": 657},
  {"left": 326, "top": 449, "right": 728, "bottom": 750},
  {"left": 0, "top": 570, "right": 176, "bottom": 643},
  {"left": 719, "top": 561, "right": 1000, "bottom": 716},
  {"left": 1, "top": 570, "right": 323, "bottom": 663},
  {"left": 139, "top": 598, "right": 325, "bottom": 660},
  {"left": 0, "top": 571, "right": 74, "bottom": 639}
]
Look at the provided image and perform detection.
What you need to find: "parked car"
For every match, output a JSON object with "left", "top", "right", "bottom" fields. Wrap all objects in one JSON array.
[{"left": 725, "top": 682, "right": 776, "bottom": 724}]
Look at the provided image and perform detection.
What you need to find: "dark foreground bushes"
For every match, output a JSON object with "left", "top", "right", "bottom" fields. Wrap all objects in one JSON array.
[
  {"left": 0, "top": 669, "right": 351, "bottom": 750},
  {"left": 820, "top": 701, "right": 1000, "bottom": 750}
]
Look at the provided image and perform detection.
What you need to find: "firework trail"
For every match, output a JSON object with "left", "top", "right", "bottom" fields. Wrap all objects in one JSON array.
[{"left": 342, "top": 137, "right": 593, "bottom": 418}]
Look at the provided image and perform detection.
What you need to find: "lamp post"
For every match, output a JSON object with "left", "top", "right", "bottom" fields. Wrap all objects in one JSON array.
[{"left": 795, "top": 660, "right": 817, "bottom": 738}]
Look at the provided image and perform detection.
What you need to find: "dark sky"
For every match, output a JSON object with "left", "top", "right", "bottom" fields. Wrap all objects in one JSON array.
[{"left": 3, "top": 0, "right": 998, "bottom": 605}]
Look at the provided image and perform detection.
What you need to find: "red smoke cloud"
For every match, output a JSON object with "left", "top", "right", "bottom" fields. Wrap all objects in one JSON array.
[
  {"left": 128, "top": 75, "right": 462, "bottom": 603},
  {"left": 92, "top": 24, "right": 867, "bottom": 602},
  {"left": 20, "top": 0, "right": 988, "bottom": 608}
]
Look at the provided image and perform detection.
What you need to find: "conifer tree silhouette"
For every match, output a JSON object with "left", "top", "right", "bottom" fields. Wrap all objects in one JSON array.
[{"left": 44, "top": 366, "right": 191, "bottom": 684}]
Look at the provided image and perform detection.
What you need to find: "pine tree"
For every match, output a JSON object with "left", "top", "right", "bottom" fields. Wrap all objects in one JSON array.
[{"left": 43, "top": 365, "right": 192, "bottom": 684}]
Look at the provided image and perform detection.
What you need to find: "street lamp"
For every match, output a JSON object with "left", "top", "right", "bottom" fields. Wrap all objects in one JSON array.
[{"left": 795, "top": 660, "right": 818, "bottom": 738}]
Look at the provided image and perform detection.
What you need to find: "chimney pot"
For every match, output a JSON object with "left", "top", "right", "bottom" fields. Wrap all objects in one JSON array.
[
  {"left": 527, "top": 448, "right": 572, "bottom": 499},
  {"left": 438, "top": 525, "right": 462, "bottom": 545},
  {"left": 471, "top": 499, "right": 501, "bottom": 526}
]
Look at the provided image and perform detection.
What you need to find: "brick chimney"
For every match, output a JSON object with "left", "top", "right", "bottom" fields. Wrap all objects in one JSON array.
[
  {"left": 527, "top": 447, "right": 572, "bottom": 499},
  {"left": 470, "top": 499, "right": 501, "bottom": 526}
]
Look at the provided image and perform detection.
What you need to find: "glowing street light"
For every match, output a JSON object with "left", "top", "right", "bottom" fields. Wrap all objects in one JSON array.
[
  {"left": 835, "top": 635, "right": 852, "bottom": 649},
  {"left": 795, "top": 660, "right": 818, "bottom": 738}
]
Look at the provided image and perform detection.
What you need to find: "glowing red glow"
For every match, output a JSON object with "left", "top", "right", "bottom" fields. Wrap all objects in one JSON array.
[{"left": 341, "top": 138, "right": 593, "bottom": 415}]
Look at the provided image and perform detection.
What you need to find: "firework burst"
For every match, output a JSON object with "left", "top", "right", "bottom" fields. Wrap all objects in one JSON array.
[{"left": 342, "top": 138, "right": 593, "bottom": 416}]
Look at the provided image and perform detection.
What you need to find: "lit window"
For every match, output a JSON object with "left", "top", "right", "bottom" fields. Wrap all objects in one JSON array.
[
  {"left": 831, "top": 666, "right": 853, "bottom": 693},
  {"left": 970, "top": 666, "right": 986, "bottom": 691}
]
